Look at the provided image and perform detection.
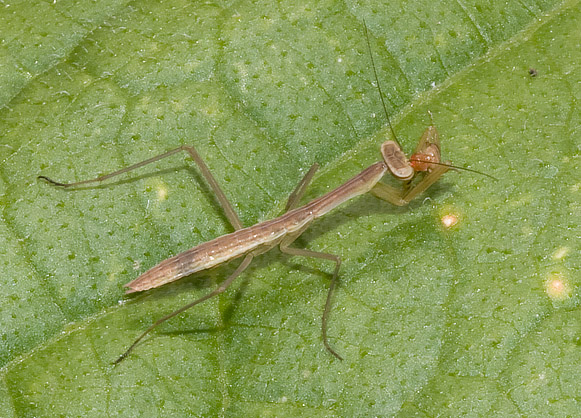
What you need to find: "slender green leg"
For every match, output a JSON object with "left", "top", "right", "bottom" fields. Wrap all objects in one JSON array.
[
  {"left": 370, "top": 181, "right": 408, "bottom": 206},
  {"left": 371, "top": 164, "right": 450, "bottom": 206},
  {"left": 400, "top": 164, "right": 450, "bottom": 203}
]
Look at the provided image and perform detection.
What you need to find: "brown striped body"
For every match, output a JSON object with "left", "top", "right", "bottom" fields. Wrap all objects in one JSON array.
[{"left": 125, "top": 161, "right": 388, "bottom": 293}]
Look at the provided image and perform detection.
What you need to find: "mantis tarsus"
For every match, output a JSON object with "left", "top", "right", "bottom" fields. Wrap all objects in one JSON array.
[{"left": 39, "top": 23, "right": 494, "bottom": 364}]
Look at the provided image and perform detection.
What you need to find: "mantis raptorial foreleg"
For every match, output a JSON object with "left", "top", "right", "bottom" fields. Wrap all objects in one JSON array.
[
  {"left": 371, "top": 163, "right": 451, "bottom": 206},
  {"left": 371, "top": 121, "right": 451, "bottom": 206}
]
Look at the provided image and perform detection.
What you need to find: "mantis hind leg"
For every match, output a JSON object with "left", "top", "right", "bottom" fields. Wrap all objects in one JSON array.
[
  {"left": 38, "top": 144, "right": 244, "bottom": 230},
  {"left": 114, "top": 253, "right": 254, "bottom": 364}
]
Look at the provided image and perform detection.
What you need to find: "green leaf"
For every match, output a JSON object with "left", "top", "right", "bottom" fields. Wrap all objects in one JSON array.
[{"left": 1, "top": 0, "right": 579, "bottom": 416}]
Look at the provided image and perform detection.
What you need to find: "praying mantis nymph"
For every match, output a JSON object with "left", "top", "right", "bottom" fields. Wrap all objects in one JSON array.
[{"left": 38, "top": 22, "right": 494, "bottom": 364}]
